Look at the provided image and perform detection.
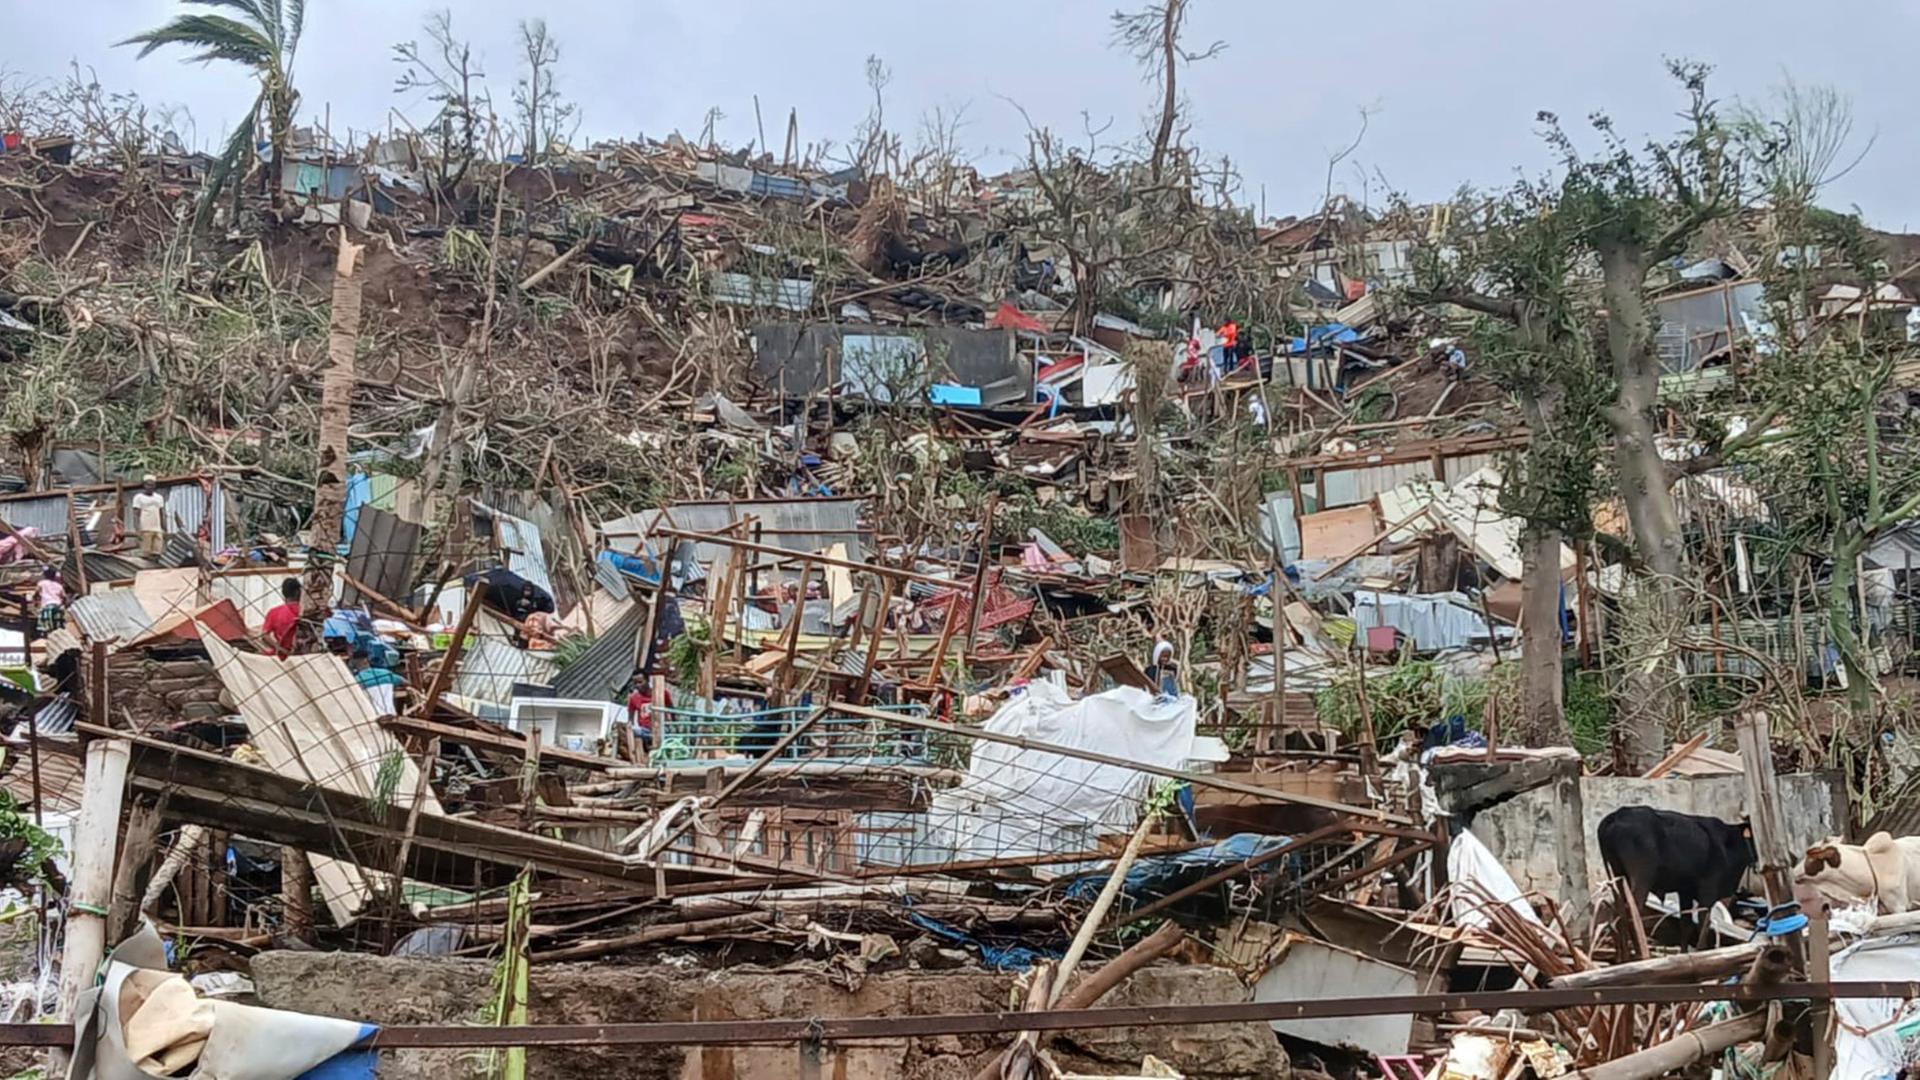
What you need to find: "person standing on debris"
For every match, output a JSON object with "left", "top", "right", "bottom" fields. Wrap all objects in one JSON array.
[
  {"left": 34, "top": 567, "right": 65, "bottom": 634},
  {"left": 130, "top": 475, "right": 169, "bottom": 558},
  {"left": 1429, "top": 340, "right": 1469, "bottom": 382},
  {"left": 262, "top": 578, "right": 302, "bottom": 658},
  {"left": 626, "top": 676, "right": 667, "bottom": 760},
  {"left": 351, "top": 642, "right": 405, "bottom": 715},
  {"left": 1147, "top": 640, "right": 1179, "bottom": 698}
]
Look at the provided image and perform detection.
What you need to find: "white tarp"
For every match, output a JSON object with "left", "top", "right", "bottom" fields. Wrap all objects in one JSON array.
[
  {"left": 1831, "top": 936, "right": 1920, "bottom": 1080},
  {"left": 1448, "top": 828, "right": 1541, "bottom": 930},
  {"left": 928, "top": 681, "right": 1196, "bottom": 860},
  {"left": 71, "top": 921, "right": 372, "bottom": 1080},
  {"left": 202, "top": 634, "right": 442, "bottom": 927}
]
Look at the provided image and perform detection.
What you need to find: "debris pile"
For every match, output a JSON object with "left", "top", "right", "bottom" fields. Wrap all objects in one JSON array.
[{"left": 1, "top": 52, "right": 1919, "bottom": 1080}]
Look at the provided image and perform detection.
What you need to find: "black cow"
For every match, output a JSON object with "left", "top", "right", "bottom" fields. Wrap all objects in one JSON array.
[{"left": 1597, "top": 805, "right": 1755, "bottom": 948}]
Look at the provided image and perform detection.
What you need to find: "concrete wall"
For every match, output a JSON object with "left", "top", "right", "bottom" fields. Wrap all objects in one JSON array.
[
  {"left": 250, "top": 952, "right": 1289, "bottom": 1080},
  {"left": 1471, "top": 771, "right": 1843, "bottom": 905}
]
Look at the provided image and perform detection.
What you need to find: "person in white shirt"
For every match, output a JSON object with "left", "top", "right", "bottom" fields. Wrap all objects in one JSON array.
[{"left": 129, "top": 475, "right": 168, "bottom": 558}]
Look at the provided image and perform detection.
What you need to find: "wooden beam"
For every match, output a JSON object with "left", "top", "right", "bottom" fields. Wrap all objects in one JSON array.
[
  {"left": 653, "top": 528, "right": 959, "bottom": 589},
  {"left": 417, "top": 583, "right": 484, "bottom": 717}
]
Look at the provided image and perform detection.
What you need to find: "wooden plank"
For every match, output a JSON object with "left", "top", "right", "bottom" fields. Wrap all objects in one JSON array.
[
  {"left": 1298, "top": 505, "right": 1379, "bottom": 561},
  {"left": 66, "top": 723, "right": 756, "bottom": 894}
]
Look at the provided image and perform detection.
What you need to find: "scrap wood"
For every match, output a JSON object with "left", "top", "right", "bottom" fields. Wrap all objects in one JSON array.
[
  {"left": 972, "top": 919, "right": 1187, "bottom": 1080},
  {"left": 530, "top": 911, "right": 795, "bottom": 963},
  {"left": 1568, "top": 1012, "right": 1763, "bottom": 1080},
  {"left": 1312, "top": 506, "right": 1436, "bottom": 580},
  {"left": 338, "top": 570, "right": 430, "bottom": 632},
  {"left": 1642, "top": 733, "right": 1709, "bottom": 779}
]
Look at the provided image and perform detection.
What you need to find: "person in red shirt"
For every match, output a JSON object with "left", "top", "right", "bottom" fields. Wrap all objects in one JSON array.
[
  {"left": 626, "top": 675, "right": 673, "bottom": 760},
  {"left": 261, "top": 578, "right": 302, "bottom": 658}
]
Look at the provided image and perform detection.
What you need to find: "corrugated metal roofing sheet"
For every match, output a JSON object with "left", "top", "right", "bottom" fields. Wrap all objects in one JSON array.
[
  {"left": 452, "top": 634, "right": 558, "bottom": 706},
  {"left": 712, "top": 272, "right": 814, "bottom": 312},
  {"left": 550, "top": 601, "right": 646, "bottom": 702},
  {"left": 0, "top": 494, "right": 70, "bottom": 535},
  {"left": 341, "top": 505, "right": 422, "bottom": 608},
  {"left": 601, "top": 497, "right": 865, "bottom": 567},
  {"left": 68, "top": 590, "right": 155, "bottom": 644},
  {"left": 490, "top": 507, "right": 552, "bottom": 598}
]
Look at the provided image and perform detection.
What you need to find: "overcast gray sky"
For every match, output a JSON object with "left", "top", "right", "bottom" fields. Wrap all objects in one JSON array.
[{"left": 6, "top": 1, "right": 1917, "bottom": 228}]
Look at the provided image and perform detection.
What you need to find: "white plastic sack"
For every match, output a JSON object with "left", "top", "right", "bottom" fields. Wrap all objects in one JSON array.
[
  {"left": 928, "top": 681, "right": 1196, "bottom": 861},
  {"left": 1831, "top": 936, "right": 1920, "bottom": 1080},
  {"left": 1448, "top": 828, "right": 1541, "bottom": 929}
]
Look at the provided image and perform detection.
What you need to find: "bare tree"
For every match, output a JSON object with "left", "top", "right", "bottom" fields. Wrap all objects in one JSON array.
[
  {"left": 1109, "top": 0, "right": 1224, "bottom": 182},
  {"left": 513, "top": 19, "right": 576, "bottom": 164},
  {"left": 851, "top": 54, "right": 895, "bottom": 175},
  {"left": 393, "top": 9, "right": 490, "bottom": 196},
  {"left": 1732, "top": 75, "right": 1875, "bottom": 209}
]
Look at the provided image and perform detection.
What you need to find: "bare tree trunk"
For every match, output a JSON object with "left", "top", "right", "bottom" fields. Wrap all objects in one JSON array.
[
  {"left": 1518, "top": 529, "right": 1570, "bottom": 746},
  {"left": 1826, "top": 530, "right": 1877, "bottom": 718},
  {"left": 1599, "top": 239, "right": 1686, "bottom": 771},
  {"left": 300, "top": 235, "right": 364, "bottom": 640},
  {"left": 1149, "top": 0, "right": 1182, "bottom": 181}
]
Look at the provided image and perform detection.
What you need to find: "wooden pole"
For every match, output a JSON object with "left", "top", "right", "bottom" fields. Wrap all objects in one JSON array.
[
  {"left": 418, "top": 584, "right": 485, "bottom": 718},
  {"left": 141, "top": 825, "right": 206, "bottom": 915},
  {"left": 1808, "top": 896, "right": 1835, "bottom": 1079},
  {"left": 771, "top": 559, "right": 817, "bottom": 704},
  {"left": 1568, "top": 1013, "right": 1764, "bottom": 1080},
  {"left": 963, "top": 494, "right": 998, "bottom": 656},
  {"left": 1735, "top": 711, "right": 1797, "bottom": 922},
  {"left": 106, "top": 799, "right": 160, "bottom": 943},
  {"left": 853, "top": 577, "right": 892, "bottom": 705},
  {"left": 57, "top": 738, "right": 130, "bottom": 1024},
  {"left": 281, "top": 849, "right": 314, "bottom": 946}
]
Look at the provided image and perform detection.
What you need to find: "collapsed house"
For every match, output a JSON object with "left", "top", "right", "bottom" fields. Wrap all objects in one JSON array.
[{"left": 4, "top": 81, "right": 1920, "bottom": 1080}]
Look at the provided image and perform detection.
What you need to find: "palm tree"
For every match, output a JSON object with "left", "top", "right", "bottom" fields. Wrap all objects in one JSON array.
[{"left": 121, "top": 1, "right": 306, "bottom": 228}]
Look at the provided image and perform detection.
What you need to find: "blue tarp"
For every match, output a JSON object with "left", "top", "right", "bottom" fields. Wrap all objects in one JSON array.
[
  {"left": 906, "top": 908, "right": 1054, "bottom": 971},
  {"left": 927, "top": 383, "right": 983, "bottom": 406},
  {"left": 1064, "top": 833, "right": 1296, "bottom": 903},
  {"left": 1284, "top": 323, "right": 1360, "bottom": 355},
  {"left": 599, "top": 548, "right": 661, "bottom": 586},
  {"left": 339, "top": 472, "right": 372, "bottom": 554}
]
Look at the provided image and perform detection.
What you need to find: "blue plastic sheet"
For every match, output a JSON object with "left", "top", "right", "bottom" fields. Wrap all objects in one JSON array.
[
  {"left": 598, "top": 548, "right": 661, "bottom": 586},
  {"left": 293, "top": 1030, "right": 381, "bottom": 1080},
  {"left": 905, "top": 909, "right": 1054, "bottom": 972},
  {"left": 1064, "top": 833, "right": 1296, "bottom": 903}
]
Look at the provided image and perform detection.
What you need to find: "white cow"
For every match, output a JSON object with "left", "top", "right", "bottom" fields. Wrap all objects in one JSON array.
[{"left": 1798, "top": 832, "right": 1920, "bottom": 913}]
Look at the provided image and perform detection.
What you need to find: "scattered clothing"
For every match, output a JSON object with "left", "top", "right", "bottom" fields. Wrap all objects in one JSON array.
[{"left": 0, "top": 527, "right": 39, "bottom": 564}]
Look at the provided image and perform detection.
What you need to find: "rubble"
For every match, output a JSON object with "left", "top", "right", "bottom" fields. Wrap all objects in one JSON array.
[{"left": 3, "top": 21, "right": 1920, "bottom": 1080}]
